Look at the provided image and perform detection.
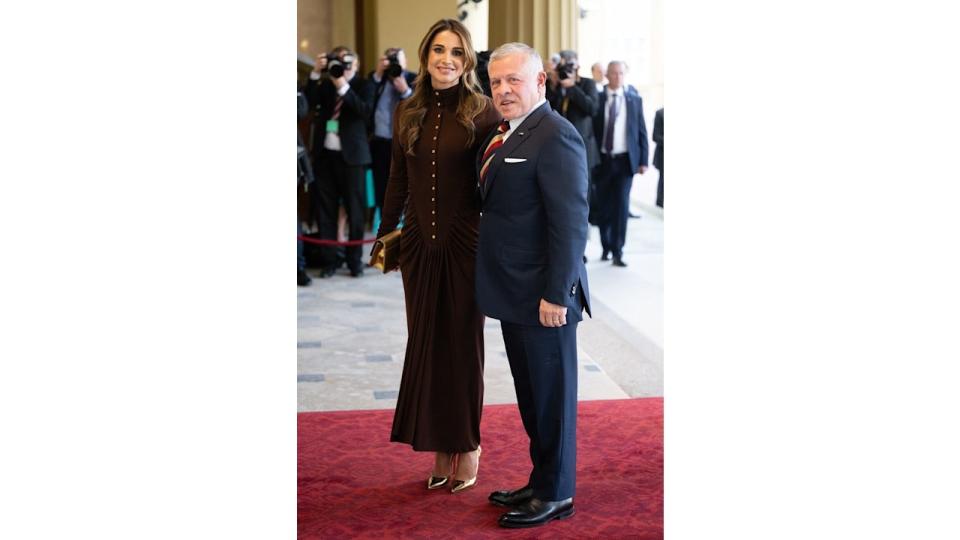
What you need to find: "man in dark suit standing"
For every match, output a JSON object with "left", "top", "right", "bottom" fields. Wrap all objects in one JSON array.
[
  {"left": 477, "top": 42, "right": 591, "bottom": 529},
  {"left": 546, "top": 50, "right": 600, "bottom": 239},
  {"left": 367, "top": 47, "right": 415, "bottom": 226},
  {"left": 653, "top": 107, "right": 664, "bottom": 208},
  {"left": 592, "top": 61, "right": 649, "bottom": 267},
  {"left": 305, "top": 47, "right": 374, "bottom": 277}
]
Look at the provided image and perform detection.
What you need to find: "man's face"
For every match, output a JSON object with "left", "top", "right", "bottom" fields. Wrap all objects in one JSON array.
[
  {"left": 488, "top": 53, "right": 546, "bottom": 120},
  {"left": 606, "top": 62, "right": 624, "bottom": 90},
  {"left": 592, "top": 63, "right": 604, "bottom": 83}
]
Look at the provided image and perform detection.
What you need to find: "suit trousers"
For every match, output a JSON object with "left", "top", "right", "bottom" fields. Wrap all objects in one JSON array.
[
  {"left": 369, "top": 136, "right": 392, "bottom": 211},
  {"left": 500, "top": 320, "right": 579, "bottom": 502},
  {"left": 313, "top": 148, "right": 366, "bottom": 272},
  {"left": 656, "top": 168, "right": 664, "bottom": 208},
  {"left": 595, "top": 153, "right": 634, "bottom": 258},
  {"left": 297, "top": 217, "right": 305, "bottom": 271}
]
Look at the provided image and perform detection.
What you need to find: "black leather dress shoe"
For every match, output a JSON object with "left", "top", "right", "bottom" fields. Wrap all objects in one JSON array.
[
  {"left": 498, "top": 497, "right": 574, "bottom": 528},
  {"left": 297, "top": 269, "right": 312, "bottom": 286},
  {"left": 488, "top": 485, "right": 533, "bottom": 507},
  {"left": 319, "top": 267, "right": 336, "bottom": 278},
  {"left": 601, "top": 250, "right": 610, "bottom": 261},
  {"left": 612, "top": 257, "right": 627, "bottom": 267}
]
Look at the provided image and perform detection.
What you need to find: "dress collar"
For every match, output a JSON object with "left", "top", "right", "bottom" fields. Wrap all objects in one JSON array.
[{"left": 430, "top": 83, "right": 461, "bottom": 108}]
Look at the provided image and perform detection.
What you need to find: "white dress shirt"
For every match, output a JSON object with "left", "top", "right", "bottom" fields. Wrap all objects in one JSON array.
[
  {"left": 323, "top": 80, "right": 352, "bottom": 151},
  {"left": 502, "top": 98, "right": 548, "bottom": 144},
  {"left": 602, "top": 88, "right": 628, "bottom": 155}
]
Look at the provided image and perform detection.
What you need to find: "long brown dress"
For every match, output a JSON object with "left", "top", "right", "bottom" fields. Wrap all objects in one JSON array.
[{"left": 377, "top": 83, "right": 501, "bottom": 452}]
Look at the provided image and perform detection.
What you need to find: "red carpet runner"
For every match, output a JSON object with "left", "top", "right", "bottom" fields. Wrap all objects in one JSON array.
[{"left": 298, "top": 398, "right": 663, "bottom": 539}]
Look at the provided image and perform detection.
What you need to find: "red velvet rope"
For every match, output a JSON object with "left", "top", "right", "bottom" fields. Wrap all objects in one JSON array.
[{"left": 297, "top": 235, "right": 378, "bottom": 246}]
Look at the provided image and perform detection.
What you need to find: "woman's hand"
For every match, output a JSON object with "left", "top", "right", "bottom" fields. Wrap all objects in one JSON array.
[{"left": 369, "top": 242, "right": 383, "bottom": 267}]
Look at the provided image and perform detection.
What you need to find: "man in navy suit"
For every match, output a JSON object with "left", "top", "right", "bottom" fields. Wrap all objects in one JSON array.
[
  {"left": 476, "top": 42, "right": 591, "bottom": 529},
  {"left": 593, "top": 61, "right": 649, "bottom": 267}
]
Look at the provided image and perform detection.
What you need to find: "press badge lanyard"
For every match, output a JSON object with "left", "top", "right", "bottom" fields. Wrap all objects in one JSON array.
[{"left": 326, "top": 95, "right": 343, "bottom": 134}]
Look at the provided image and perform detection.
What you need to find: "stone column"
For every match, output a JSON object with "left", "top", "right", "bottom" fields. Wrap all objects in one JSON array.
[
  {"left": 488, "top": 0, "right": 578, "bottom": 58},
  {"left": 358, "top": 0, "right": 457, "bottom": 73},
  {"left": 459, "top": 0, "right": 489, "bottom": 52},
  {"left": 297, "top": 0, "right": 358, "bottom": 65}
]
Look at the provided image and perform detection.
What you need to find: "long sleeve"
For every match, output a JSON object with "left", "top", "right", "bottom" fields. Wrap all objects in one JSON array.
[
  {"left": 340, "top": 77, "right": 375, "bottom": 127},
  {"left": 637, "top": 96, "right": 649, "bottom": 167},
  {"left": 653, "top": 109, "right": 663, "bottom": 144},
  {"left": 376, "top": 112, "right": 408, "bottom": 241},
  {"left": 304, "top": 77, "right": 324, "bottom": 114},
  {"left": 653, "top": 108, "right": 663, "bottom": 169},
  {"left": 537, "top": 123, "right": 590, "bottom": 306},
  {"left": 565, "top": 79, "right": 599, "bottom": 116}
]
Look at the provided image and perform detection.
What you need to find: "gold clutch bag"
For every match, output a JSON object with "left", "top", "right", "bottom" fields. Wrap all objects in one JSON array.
[{"left": 371, "top": 229, "right": 402, "bottom": 273}]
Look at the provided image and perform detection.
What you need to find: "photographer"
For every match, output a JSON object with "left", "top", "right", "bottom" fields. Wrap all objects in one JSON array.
[
  {"left": 546, "top": 50, "right": 599, "bottom": 171},
  {"left": 546, "top": 50, "right": 600, "bottom": 261},
  {"left": 368, "top": 47, "right": 415, "bottom": 225},
  {"left": 304, "top": 46, "right": 375, "bottom": 278}
]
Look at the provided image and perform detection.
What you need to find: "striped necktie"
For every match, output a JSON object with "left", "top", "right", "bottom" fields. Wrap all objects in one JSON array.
[
  {"left": 603, "top": 93, "right": 619, "bottom": 153},
  {"left": 479, "top": 120, "right": 510, "bottom": 184},
  {"left": 331, "top": 95, "right": 343, "bottom": 120}
]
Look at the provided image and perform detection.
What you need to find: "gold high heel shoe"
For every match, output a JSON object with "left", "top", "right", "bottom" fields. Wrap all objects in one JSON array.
[
  {"left": 450, "top": 446, "right": 482, "bottom": 494},
  {"left": 427, "top": 452, "right": 455, "bottom": 490}
]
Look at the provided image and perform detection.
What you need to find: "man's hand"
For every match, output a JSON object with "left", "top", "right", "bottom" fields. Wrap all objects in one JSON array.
[
  {"left": 539, "top": 298, "right": 568, "bottom": 328},
  {"left": 375, "top": 55, "right": 388, "bottom": 79},
  {"left": 638, "top": 165, "right": 648, "bottom": 175},
  {"left": 368, "top": 243, "right": 382, "bottom": 266},
  {"left": 547, "top": 70, "right": 559, "bottom": 88},
  {"left": 313, "top": 53, "right": 328, "bottom": 74},
  {"left": 333, "top": 63, "right": 356, "bottom": 90},
  {"left": 559, "top": 76, "right": 576, "bottom": 89},
  {"left": 342, "top": 64, "right": 357, "bottom": 83},
  {"left": 391, "top": 75, "right": 410, "bottom": 94}
]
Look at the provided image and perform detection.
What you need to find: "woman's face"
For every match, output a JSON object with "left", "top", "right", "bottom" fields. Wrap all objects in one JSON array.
[{"left": 427, "top": 30, "right": 465, "bottom": 90}]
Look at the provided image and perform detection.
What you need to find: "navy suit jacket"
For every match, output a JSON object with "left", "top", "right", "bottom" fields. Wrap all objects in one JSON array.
[
  {"left": 476, "top": 101, "right": 592, "bottom": 326},
  {"left": 594, "top": 87, "right": 649, "bottom": 172}
]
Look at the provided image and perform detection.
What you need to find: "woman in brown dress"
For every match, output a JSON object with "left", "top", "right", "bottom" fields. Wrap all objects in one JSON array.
[{"left": 372, "top": 19, "right": 500, "bottom": 493}]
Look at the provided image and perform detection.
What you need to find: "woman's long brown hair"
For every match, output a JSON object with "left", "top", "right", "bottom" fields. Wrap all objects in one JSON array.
[{"left": 396, "top": 19, "right": 488, "bottom": 156}]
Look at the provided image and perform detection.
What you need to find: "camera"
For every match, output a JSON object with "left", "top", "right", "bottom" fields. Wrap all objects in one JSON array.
[
  {"left": 326, "top": 53, "right": 355, "bottom": 78},
  {"left": 557, "top": 62, "right": 576, "bottom": 81},
  {"left": 385, "top": 52, "right": 403, "bottom": 79}
]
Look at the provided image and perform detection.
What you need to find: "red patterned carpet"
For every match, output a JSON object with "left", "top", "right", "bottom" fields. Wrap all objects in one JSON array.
[{"left": 298, "top": 398, "right": 663, "bottom": 539}]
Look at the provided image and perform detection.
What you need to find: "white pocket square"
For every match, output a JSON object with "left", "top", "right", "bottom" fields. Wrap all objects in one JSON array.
[{"left": 504, "top": 157, "right": 527, "bottom": 163}]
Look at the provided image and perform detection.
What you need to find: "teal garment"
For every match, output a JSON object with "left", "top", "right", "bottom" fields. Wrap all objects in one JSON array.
[{"left": 365, "top": 169, "right": 376, "bottom": 208}]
